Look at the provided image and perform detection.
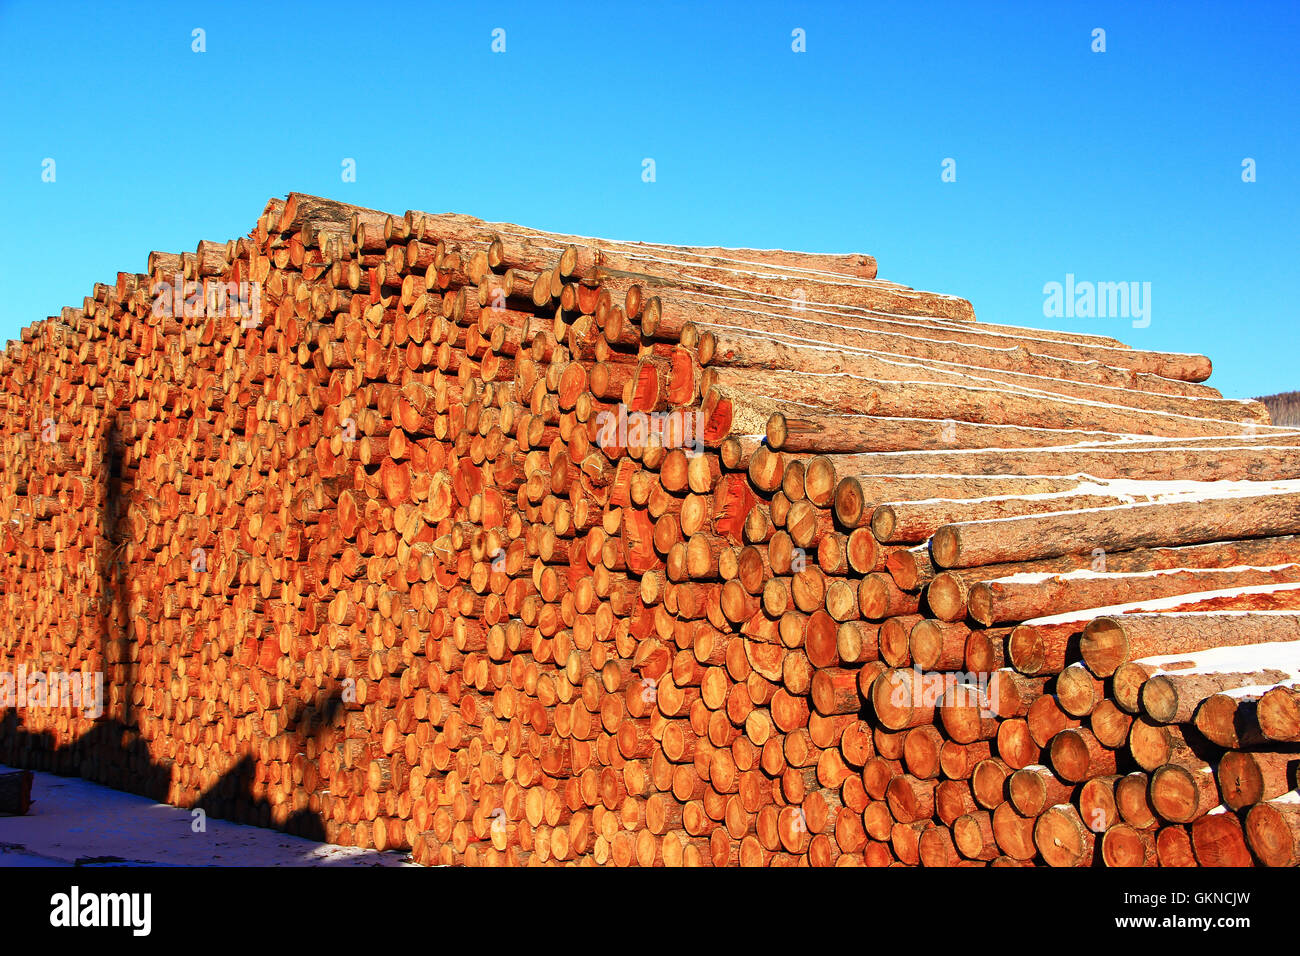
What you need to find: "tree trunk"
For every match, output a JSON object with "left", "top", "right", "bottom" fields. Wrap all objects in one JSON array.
[{"left": 932, "top": 488, "right": 1300, "bottom": 569}]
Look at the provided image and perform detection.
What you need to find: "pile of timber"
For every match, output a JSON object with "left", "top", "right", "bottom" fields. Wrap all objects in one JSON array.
[{"left": 0, "top": 192, "right": 1297, "bottom": 866}]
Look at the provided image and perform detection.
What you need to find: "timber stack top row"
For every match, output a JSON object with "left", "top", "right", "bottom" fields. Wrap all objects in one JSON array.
[{"left": 1, "top": 192, "right": 1298, "bottom": 866}]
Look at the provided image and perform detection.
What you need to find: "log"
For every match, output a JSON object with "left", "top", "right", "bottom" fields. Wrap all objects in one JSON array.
[
  {"left": 1008, "top": 765, "right": 1072, "bottom": 817},
  {"left": 835, "top": 474, "right": 1106, "bottom": 529},
  {"left": 932, "top": 488, "right": 1300, "bottom": 569},
  {"left": 1258, "top": 685, "right": 1300, "bottom": 742},
  {"left": 703, "top": 365, "right": 1252, "bottom": 439},
  {"left": 1079, "top": 774, "right": 1122, "bottom": 834},
  {"left": 1115, "top": 773, "right": 1159, "bottom": 830},
  {"left": 692, "top": 310, "right": 1218, "bottom": 392},
  {"left": 1082, "top": 611, "right": 1300, "bottom": 678},
  {"left": 827, "top": 444, "right": 1300, "bottom": 484},
  {"left": 1089, "top": 700, "right": 1134, "bottom": 750},
  {"left": 874, "top": 489, "right": 1211, "bottom": 546},
  {"left": 1128, "top": 719, "right": 1213, "bottom": 774},
  {"left": 1033, "top": 804, "right": 1094, "bottom": 867},
  {"left": 1244, "top": 799, "right": 1300, "bottom": 866},
  {"left": 1049, "top": 728, "right": 1116, "bottom": 783},
  {"left": 1101, "top": 823, "right": 1157, "bottom": 867},
  {"left": 969, "top": 563, "right": 1300, "bottom": 627},
  {"left": 991, "top": 802, "right": 1038, "bottom": 861},
  {"left": 930, "top": 535, "right": 1300, "bottom": 623},
  {"left": 1055, "top": 664, "right": 1105, "bottom": 718},
  {"left": 1215, "top": 750, "right": 1297, "bottom": 810},
  {"left": 767, "top": 410, "right": 1116, "bottom": 455},
  {"left": 1142, "top": 666, "right": 1295, "bottom": 725},
  {"left": 1149, "top": 765, "right": 1220, "bottom": 825},
  {"left": 1194, "top": 692, "right": 1271, "bottom": 750},
  {"left": 1190, "top": 812, "right": 1254, "bottom": 867},
  {"left": 645, "top": 285, "right": 1211, "bottom": 380},
  {"left": 1155, "top": 827, "right": 1198, "bottom": 867}
]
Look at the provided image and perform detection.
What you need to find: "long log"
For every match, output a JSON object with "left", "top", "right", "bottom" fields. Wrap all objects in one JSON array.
[
  {"left": 697, "top": 328, "right": 1246, "bottom": 425},
  {"left": 641, "top": 286, "right": 1214, "bottom": 382},
  {"left": 1244, "top": 799, "right": 1300, "bottom": 866},
  {"left": 1082, "top": 610, "right": 1300, "bottom": 678},
  {"left": 931, "top": 487, "right": 1300, "bottom": 569},
  {"left": 1142, "top": 665, "right": 1297, "bottom": 725},
  {"left": 873, "top": 488, "right": 1242, "bottom": 546},
  {"left": 702, "top": 366, "right": 1257, "bottom": 439},
  {"left": 692, "top": 314, "right": 1222, "bottom": 398},
  {"left": 767, "top": 409, "right": 1118, "bottom": 455},
  {"left": 969, "top": 563, "right": 1300, "bottom": 627},
  {"left": 823, "top": 444, "right": 1300, "bottom": 484},
  {"left": 929, "top": 535, "right": 1300, "bottom": 623}
]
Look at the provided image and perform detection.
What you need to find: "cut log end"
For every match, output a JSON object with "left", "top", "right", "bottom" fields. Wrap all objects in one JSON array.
[
  {"left": 766, "top": 412, "right": 788, "bottom": 451},
  {"left": 926, "top": 572, "right": 969, "bottom": 623},
  {"left": 1034, "top": 805, "right": 1093, "bottom": 867},
  {"left": 1245, "top": 802, "right": 1300, "bottom": 867},
  {"left": 966, "top": 584, "right": 994, "bottom": 627},
  {"left": 833, "top": 477, "right": 867, "bottom": 529},
  {"left": 930, "top": 525, "right": 960, "bottom": 568},
  {"left": 1079, "top": 617, "right": 1128, "bottom": 678}
]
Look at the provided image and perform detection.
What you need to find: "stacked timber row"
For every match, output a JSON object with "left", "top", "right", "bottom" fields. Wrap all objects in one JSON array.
[{"left": 1, "top": 193, "right": 1298, "bottom": 866}]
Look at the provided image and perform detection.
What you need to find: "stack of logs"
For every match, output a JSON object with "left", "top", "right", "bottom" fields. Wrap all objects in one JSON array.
[{"left": 1, "top": 192, "right": 1298, "bottom": 866}]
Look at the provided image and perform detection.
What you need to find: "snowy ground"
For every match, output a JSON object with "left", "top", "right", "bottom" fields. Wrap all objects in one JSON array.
[{"left": 0, "top": 765, "right": 416, "bottom": 866}]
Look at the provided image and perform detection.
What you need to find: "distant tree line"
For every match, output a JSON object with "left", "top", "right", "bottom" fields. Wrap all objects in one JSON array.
[{"left": 1258, "top": 391, "right": 1300, "bottom": 426}]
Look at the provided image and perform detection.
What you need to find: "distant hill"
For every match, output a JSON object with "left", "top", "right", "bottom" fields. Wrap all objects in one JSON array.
[{"left": 1258, "top": 391, "right": 1300, "bottom": 426}]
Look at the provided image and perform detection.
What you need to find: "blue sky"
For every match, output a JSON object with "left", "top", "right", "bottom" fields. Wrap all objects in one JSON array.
[{"left": 1, "top": 0, "right": 1296, "bottom": 398}]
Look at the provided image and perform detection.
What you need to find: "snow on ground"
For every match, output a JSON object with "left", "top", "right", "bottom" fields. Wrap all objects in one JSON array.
[{"left": 0, "top": 765, "right": 416, "bottom": 867}]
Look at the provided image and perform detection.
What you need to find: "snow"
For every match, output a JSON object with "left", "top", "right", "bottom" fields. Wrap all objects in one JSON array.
[
  {"left": 0, "top": 765, "right": 417, "bottom": 867},
  {"left": 1126, "top": 640, "right": 1300, "bottom": 679},
  {"left": 1218, "top": 679, "right": 1300, "bottom": 699}
]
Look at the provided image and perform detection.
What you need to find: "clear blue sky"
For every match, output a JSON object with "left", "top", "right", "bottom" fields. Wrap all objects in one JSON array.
[{"left": 2, "top": 0, "right": 1296, "bottom": 399}]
